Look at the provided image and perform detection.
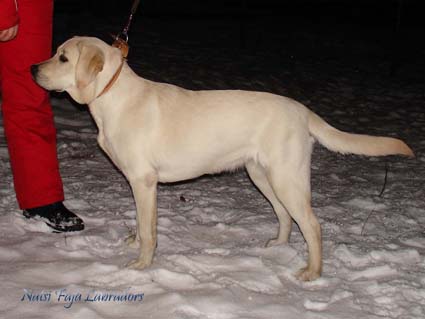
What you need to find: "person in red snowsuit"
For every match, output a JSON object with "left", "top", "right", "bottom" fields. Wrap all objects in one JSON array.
[{"left": 0, "top": 0, "right": 84, "bottom": 231}]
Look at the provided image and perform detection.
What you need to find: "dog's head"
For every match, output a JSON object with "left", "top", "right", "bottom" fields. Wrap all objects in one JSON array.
[{"left": 32, "top": 36, "right": 123, "bottom": 104}]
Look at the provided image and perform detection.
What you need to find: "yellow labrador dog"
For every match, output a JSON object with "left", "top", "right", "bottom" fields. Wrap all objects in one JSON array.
[{"left": 32, "top": 37, "right": 413, "bottom": 281}]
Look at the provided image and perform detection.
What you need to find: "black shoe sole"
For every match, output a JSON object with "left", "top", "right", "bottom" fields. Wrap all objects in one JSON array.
[
  {"left": 45, "top": 221, "right": 85, "bottom": 232},
  {"left": 23, "top": 210, "right": 85, "bottom": 233}
]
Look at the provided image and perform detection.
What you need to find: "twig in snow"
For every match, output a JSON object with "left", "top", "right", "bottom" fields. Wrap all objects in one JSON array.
[{"left": 361, "top": 163, "right": 389, "bottom": 236}]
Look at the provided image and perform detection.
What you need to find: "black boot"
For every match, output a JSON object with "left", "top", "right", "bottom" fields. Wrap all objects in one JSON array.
[{"left": 23, "top": 202, "right": 84, "bottom": 232}]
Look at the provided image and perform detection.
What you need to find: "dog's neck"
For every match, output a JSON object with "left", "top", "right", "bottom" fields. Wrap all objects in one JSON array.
[
  {"left": 95, "top": 58, "right": 125, "bottom": 99},
  {"left": 87, "top": 64, "right": 142, "bottom": 121}
]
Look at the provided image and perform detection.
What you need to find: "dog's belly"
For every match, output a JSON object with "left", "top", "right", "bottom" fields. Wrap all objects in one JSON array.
[{"left": 156, "top": 146, "right": 256, "bottom": 183}]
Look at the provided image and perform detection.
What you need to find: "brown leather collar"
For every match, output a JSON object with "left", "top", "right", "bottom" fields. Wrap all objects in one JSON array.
[{"left": 96, "top": 58, "right": 125, "bottom": 99}]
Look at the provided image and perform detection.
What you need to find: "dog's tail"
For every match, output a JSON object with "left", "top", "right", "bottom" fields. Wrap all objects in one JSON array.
[{"left": 308, "top": 111, "right": 414, "bottom": 157}]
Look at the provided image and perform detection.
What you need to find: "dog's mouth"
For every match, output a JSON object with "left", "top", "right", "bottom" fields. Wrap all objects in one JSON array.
[
  {"left": 31, "top": 72, "right": 63, "bottom": 92},
  {"left": 32, "top": 75, "right": 51, "bottom": 90},
  {"left": 30, "top": 63, "right": 63, "bottom": 92}
]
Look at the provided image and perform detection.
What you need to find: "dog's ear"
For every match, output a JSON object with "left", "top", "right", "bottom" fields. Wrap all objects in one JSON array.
[{"left": 75, "top": 43, "right": 105, "bottom": 89}]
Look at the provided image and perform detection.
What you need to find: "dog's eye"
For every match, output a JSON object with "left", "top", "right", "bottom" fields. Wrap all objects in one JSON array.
[{"left": 59, "top": 54, "right": 68, "bottom": 63}]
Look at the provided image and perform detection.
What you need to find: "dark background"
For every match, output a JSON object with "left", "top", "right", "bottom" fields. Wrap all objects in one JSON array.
[
  {"left": 53, "top": 0, "right": 424, "bottom": 80},
  {"left": 55, "top": 0, "right": 424, "bottom": 26},
  {"left": 52, "top": 0, "right": 424, "bottom": 116}
]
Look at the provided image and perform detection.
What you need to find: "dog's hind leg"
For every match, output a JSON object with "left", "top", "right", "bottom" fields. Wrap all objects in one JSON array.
[
  {"left": 266, "top": 142, "right": 322, "bottom": 281},
  {"left": 245, "top": 161, "right": 292, "bottom": 246}
]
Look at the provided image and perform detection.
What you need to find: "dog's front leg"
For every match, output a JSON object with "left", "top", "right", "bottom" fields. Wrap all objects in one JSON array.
[{"left": 127, "top": 172, "right": 158, "bottom": 270}]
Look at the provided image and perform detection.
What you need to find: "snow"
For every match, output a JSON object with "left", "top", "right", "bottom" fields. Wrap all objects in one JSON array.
[{"left": 1, "top": 17, "right": 425, "bottom": 319}]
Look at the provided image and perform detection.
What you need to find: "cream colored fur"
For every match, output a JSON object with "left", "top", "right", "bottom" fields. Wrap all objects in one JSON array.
[{"left": 33, "top": 37, "right": 414, "bottom": 281}]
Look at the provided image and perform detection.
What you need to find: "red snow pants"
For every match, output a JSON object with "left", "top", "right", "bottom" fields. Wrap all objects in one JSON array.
[{"left": 0, "top": 0, "right": 64, "bottom": 209}]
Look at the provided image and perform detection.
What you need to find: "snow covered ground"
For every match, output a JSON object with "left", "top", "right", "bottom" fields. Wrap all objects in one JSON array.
[{"left": 1, "top": 17, "right": 425, "bottom": 318}]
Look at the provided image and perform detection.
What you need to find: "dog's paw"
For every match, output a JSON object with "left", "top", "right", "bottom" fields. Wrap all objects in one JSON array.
[
  {"left": 125, "top": 234, "right": 140, "bottom": 248},
  {"left": 265, "top": 237, "right": 288, "bottom": 248},
  {"left": 126, "top": 258, "right": 151, "bottom": 270},
  {"left": 295, "top": 267, "right": 321, "bottom": 282}
]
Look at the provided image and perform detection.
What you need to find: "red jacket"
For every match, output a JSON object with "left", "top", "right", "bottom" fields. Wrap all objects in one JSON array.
[{"left": 0, "top": 0, "right": 19, "bottom": 30}]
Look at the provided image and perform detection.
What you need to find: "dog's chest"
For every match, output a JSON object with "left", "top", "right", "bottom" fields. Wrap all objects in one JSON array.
[
  {"left": 97, "top": 131, "right": 120, "bottom": 165},
  {"left": 91, "top": 111, "right": 127, "bottom": 171}
]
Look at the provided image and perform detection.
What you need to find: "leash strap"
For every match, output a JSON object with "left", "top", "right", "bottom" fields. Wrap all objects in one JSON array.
[
  {"left": 99, "top": 0, "right": 141, "bottom": 99},
  {"left": 99, "top": 0, "right": 140, "bottom": 99},
  {"left": 113, "top": 0, "right": 141, "bottom": 50},
  {"left": 122, "top": 0, "right": 141, "bottom": 40},
  {"left": 111, "top": 0, "right": 141, "bottom": 58}
]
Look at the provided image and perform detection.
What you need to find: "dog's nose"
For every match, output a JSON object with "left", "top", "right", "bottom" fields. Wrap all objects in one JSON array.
[{"left": 30, "top": 64, "right": 38, "bottom": 78}]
